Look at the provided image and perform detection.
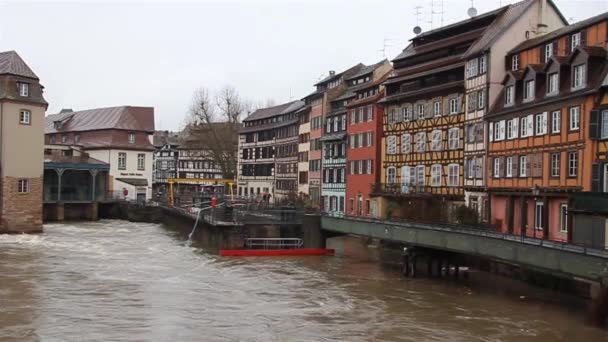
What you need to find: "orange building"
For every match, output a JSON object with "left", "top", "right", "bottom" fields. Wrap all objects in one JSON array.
[{"left": 486, "top": 12, "right": 608, "bottom": 242}]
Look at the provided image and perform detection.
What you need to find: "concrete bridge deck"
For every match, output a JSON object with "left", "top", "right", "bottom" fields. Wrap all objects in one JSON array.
[{"left": 321, "top": 215, "right": 608, "bottom": 284}]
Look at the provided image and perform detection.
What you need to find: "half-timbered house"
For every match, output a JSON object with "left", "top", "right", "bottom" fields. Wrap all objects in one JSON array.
[{"left": 487, "top": 12, "right": 608, "bottom": 243}]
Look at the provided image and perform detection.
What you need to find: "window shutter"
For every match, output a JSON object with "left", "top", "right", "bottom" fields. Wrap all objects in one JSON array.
[
  {"left": 475, "top": 123, "right": 484, "bottom": 143},
  {"left": 565, "top": 36, "right": 571, "bottom": 54},
  {"left": 512, "top": 155, "right": 519, "bottom": 177},
  {"left": 499, "top": 157, "right": 506, "bottom": 178},
  {"left": 457, "top": 95, "right": 462, "bottom": 113},
  {"left": 526, "top": 155, "right": 532, "bottom": 176},
  {"left": 443, "top": 98, "right": 449, "bottom": 117},
  {"left": 542, "top": 112, "right": 548, "bottom": 134},
  {"left": 591, "top": 163, "right": 600, "bottom": 192},
  {"left": 527, "top": 114, "right": 534, "bottom": 135},
  {"left": 489, "top": 122, "right": 494, "bottom": 142},
  {"left": 553, "top": 41, "right": 559, "bottom": 56},
  {"left": 499, "top": 120, "right": 506, "bottom": 140},
  {"left": 581, "top": 29, "right": 587, "bottom": 46},
  {"left": 513, "top": 117, "right": 519, "bottom": 138},
  {"left": 476, "top": 157, "right": 483, "bottom": 179},
  {"left": 424, "top": 101, "right": 432, "bottom": 119},
  {"left": 489, "top": 157, "right": 495, "bottom": 178},
  {"left": 589, "top": 109, "right": 599, "bottom": 139}
]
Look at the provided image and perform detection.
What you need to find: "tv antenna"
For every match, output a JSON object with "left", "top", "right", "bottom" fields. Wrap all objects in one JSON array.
[
  {"left": 468, "top": 0, "right": 478, "bottom": 17},
  {"left": 378, "top": 37, "right": 395, "bottom": 58},
  {"left": 413, "top": 6, "right": 423, "bottom": 35},
  {"left": 429, "top": 0, "right": 445, "bottom": 29}
]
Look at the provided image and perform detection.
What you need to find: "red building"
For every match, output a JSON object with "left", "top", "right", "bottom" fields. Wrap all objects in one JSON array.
[{"left": 345, "top": 61, "right": 392, "bottom": 217}]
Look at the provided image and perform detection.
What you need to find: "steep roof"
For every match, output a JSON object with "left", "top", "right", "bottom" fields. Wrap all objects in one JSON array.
[
  {"left": 242, "top": 101, "right": 297, "bottom": 122},
  {"left": 313, "top": 63, "right": 365, "bottom": 86},
  {"left": 153, "top": 130, "right": 180, "bottom": 147},
  {"left": 345, "top": 59, "right": 388, "bottom": 81},
  {"left": 412, "top": 6, "right": 507, "bottom": 41},
  {"left": 0, "top": 50, "right": 39, "bottom": 79},
  {"left": 45, "top": 106, "right": 155, "bottom": 134},
  {"left": 509, "top": 11, "right": 608, "bottom": 54}
]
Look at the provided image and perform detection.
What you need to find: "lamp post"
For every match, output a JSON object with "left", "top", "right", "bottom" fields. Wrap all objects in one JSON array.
[{"left": 531, "top": 184, "right": 540, "bottom": 238}]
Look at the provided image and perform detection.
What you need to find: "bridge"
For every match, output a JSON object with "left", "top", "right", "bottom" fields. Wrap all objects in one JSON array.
[{"left": 321, "top": 215, "right": 608, "bottom": 284}]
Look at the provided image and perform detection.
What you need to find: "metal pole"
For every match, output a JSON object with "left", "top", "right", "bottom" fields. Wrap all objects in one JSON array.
[{"left": 56, "top": 168, "right": 65, "bottom": 202}]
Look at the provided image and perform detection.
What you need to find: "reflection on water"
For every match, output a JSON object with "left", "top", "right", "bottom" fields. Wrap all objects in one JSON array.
[{"left": 0, "top": 220, "right": 605, "bottom": 341}]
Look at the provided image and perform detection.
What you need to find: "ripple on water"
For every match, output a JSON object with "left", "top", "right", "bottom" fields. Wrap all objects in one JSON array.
[{"left": 0, "top": 220, "right": 606, "bottom": 341}]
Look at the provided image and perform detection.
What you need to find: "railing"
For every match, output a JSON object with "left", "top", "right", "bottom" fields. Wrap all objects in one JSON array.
[
  {"left": 371, "top": 183, "right": 464, "bottom": 197},
  {"left": 322, "top": 213, "right": 608, "bottom": 258},
  {"left": 245, "top": 238, "right": 304, "bottom": 249}
]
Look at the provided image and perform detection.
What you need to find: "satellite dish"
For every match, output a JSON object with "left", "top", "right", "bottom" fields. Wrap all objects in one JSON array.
[
  {"left": 467, "top": 7, "right": 478, "bottom": 17},
  {"left": 413, "top": 26, "right": 422, "bottom": 35}
]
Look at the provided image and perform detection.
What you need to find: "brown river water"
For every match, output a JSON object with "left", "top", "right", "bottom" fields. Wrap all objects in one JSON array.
[{"left": 0, "top": 220, "right": 606, "bottom": 341}]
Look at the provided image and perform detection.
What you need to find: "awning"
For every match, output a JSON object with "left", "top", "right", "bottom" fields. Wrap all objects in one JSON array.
[{"left": 116, "top": 178, "right": 148, "bottom": 186}]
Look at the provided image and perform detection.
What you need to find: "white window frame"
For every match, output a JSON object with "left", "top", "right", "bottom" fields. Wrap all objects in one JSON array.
[
  {"left": 416, "top": 165, "right": 425, "bottom": 186},
  {"left": 366, "top": 159, "right": 372, "bottom": 174},
  {"left": 17, "top": 179, "right": 29, "bottom": 193},
  {"left": 547, "top": 72, "right": 559, "bottom": 95},
  {"left": 551, "top": 153, "right": 560, "bottom": 177},
  {"left": 415, "top": 132, "right": 426, "bottom": 153},
  {"left": 431, "top": 164, "right": 441, "bottom": 187},
  {"left": 505, "top": 85, "right": 514, "bottom": 106},
  {"left": 448, "top": 164, "right": 459, "bottom": 187},
  {"left": 545, "top": 43, "right": 553, "bottom": 61},
  {"left": 18, "top": 82, "right": 29, "bottom": 97},
  {"left": 416, "top": 104, "right": 425, "bottom": 119},
  {"left": 520, "top": 155, "right": 527, "bottom": 177},
  {"left": 467, "top": 58, "right": 478, "bottom": 78},
  {"left": 506, "top": 157, "right": 513, "bottom": 178},
  {"left": 477, "top": 90, "right": 484, "bottom": 110},
  {"left": 493, "top": 158, "right": 501, "bottom": 178},
  {"left": 367, "top": 105, "right": 373, "bottom": 121},
  {"left": 573, "top": 64, "right": 586, "bottom": 89},
  {"left": 448, "top": 128, "right": 459, "bottom": 150},
  {"left": 137, "top": 153, "right": 145, "bottom": 171},
  {"left": 506, "top": 120, "right": 514, "bottom": 139},
  {"left": 571, "top": 32, "right": 581, "bottom": 50},
  {"left": 449, "top": 98, "right": 458, "bottom": 114},
  {"left": 524, "top": 79, "right": 535, "bottom": 101},
  {"left": 560, "top": 203, "right": 568, "bottom": 233},
  {"left": 433, "top": 101, "right": 441, "bottom": 117},
  {"left": 568, "top": 151, "right": 578, "bottom": 177},
  {"left": 19, "top": 110, "right": 31, "bottom": 124},
  {"left": 551, "top": 110, "right": 561, "bottom": 133},
  {"left": 602, "top": 110, "right": 608, "bottom": 139},
  {"left": 118, "top": 152, "right": 127, "bottom": 170},
  {"left": 387, "top": 166, "right": 396, "bottom": 184},
  {"left": 535, "top": 201, "right": 544, "bottom": 230},
  {"left": 512, "top": 55, "right": 519, "bottom": 71},
  {"left": 535, "top": 113, "right": 547, "bottom": 135},
  {"left": 128, "top": 133, "right": 135, "bottom": 144},
  {"left": 431, "top": 130, "right": 442, "bottom": 151},
  {"left": 479, "top": 55, "right": 487, "bottom": 74},
  {"left": 569, "top": 106, "right": 580, "bottom": 130}
]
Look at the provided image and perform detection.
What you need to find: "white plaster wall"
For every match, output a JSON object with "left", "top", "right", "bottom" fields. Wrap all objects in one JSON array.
[{"left": 87, "top": 149, "right": 153, "bottom": 200}]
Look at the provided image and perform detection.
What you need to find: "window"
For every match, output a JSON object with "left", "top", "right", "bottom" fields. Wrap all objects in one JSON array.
[
  {"left": 477, "top": 90, "right": 484, "bottom": 110},
  {"left": 334, "top": 117, "right": 339, "bottom": 131},
  {"left": 520, "top": 116, "right": 528, "bottom": 137},
  {"left": 569, "top": 106, "right": 580, "bottom": 130},
  {"left": 506, "top": 120, "right": 513, "bottom": 139},
  {"left": 401, "top": 166, "right": 411, "bottom": 188},
  {"left": 367, "top": 105, "right": 373, "bottom": 121},
  {"left": 387, "top": 166, "right": 396, "bottom": 184},
  {"left": 549, "top": 110, "right": 560, "bottom": 133},
  {"left": 18, "top": 83, "right": 29, "bottom": 97},
  {"left": 137, "top": 153, "right": 145, "bottom": 170},
  {"left": 401, "top": 133, "right": 411, "bottom": 153},
  {"left": 19, "top": 110, "right": 31, "bottom": 124},
  {"left": 571, "top": 32, "right": 581, "bottom": 50},
  {"left": 431, "top": 130, "right": 442, "bottom": 151},
  {"left": 128, "top": 133, "right": 135, "bottom": 144},
  {"left": 17, "top": 179, "right": 28, "bottom": 193},
  {"left": 431, "top": 164, "right": 441, "bottom": 186},
  {"left": 433, "top": 101, "right": 441, "bottom": 117},
  {"left": 366, "top": 132, "right": 373, "bottom": 147},
  {"left": 573, "top": 64, "right": 586, "bottom": 89},
  {"left": 341, "top": 115, "right": 347, "bottom": 130},
  {"left": 61, "top": 135, "right": 67, "bottom": 143},
  {"left": 416, "top": 104, "right": 425, "bottom": 119},
  {"left": 524, "top": 80, "right": 535, "bottom": 101},
  {"left": 505, "top": 86, "right": 514, "bottom": 105},
  {"left": 402, "top": 106, "right": 411, "bottom": 121},
  {"left": 493, "top": 158, "right": 501, "bottom": 178},
  {"left": 467, "top": 93, "right": 477, "bottom": 112},
  {"left": 416, "top": 165, "right": 425, "bottom": 186},
  {"left": 387, "top": 135, "right": 397, "bottom": 154},
  {"left": 415, "top": 132, "right": 426, "bottom": 152},
  {"left": 357, "top": 160, "right": 363, "bottom": 175},
  {"left": 560, "top": 204, "right": 568, "bottom": 233},
  {"left": 74, "top": 134, "right": 80, "bottom": 143},
  {"left": 449, "top": 98, "right": 459, "bottom": 114},
  {"left": 448, "top": 164, "right": 459, "bottom": 186},
  {"left": 118, "top": 152, "right": 127, "bottom": 170},
  {"left": 520, "top": 155, "right": 527, "bottom": 177},
  {"left": 350, "top": 110, "right": 356, "bottom": 124},
  {"left": 602, "top": 110, "right": 608, "bottom": 139},
  {"left": 535, "top": 112, "right": 547, "bottom": 135},
  {"left": 547, "top": 73, "right": 559, "bottom": 95},
  {"left": 448, "top": 128, "right": 459, "bottom": 149},
  {"left": 511, "top": 54, "right": 519, "bottom": 71},
  {"left": 479, "top": 55, "right": 487, "bottom": 74},
  {"left": 367, "top": 159, "right": 372, "bottom": 174},
  {"left": 467, "top": 58, "right": 478, "bottom": 78},
  {"left": 506, "top": 157, "right": 513, "bottom": 177},
  {"left": 544, "top": 43, "right": 553, "bottom": 61},
  {"left": 568, "top": 151, "right": 578, "bottom": 177},
  {"left": 535, "top": 202, "right": 544, "bottom": 230},
  {"left": 551, "top": 153, "right": 560, "bottom": 177}
]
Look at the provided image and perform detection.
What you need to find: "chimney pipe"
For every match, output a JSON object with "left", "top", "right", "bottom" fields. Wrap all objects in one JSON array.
[
  {"left": 537, "top": 0, "right": 548, "bottom": 36},
  {"left": 329, "top": 70, "right": 335, "bottom": 76}
]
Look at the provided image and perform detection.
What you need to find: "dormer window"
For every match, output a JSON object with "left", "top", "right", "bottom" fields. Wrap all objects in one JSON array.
[
  {"left": 511, "top": 55, "right": 519, "bottom": 71},
  {"left": 128, "top": 132, "right": 135, "bottom": 144},
  {"left": 524, "top": 80, "right": 535, "bottom": 101},
  {"left": 571, "top": 32, "right": 581, "bottom": 51},
  {"left": 18, "top": 82, "right": 29, "bottom": 97},
  {"left": 505, "top": 85, "right": 514, "bottom": 106},
  {"left": 544, "top": 44, "right": 553, "bottom": 61},
  {"left": 54, "top": 121, "right": 62, "bottom": 130},
  {"left": 547, "top": 72, "right": 559, "bottom": 95},
  {"left": 572, "top": 64, "right": 586, "bottom": 89}
]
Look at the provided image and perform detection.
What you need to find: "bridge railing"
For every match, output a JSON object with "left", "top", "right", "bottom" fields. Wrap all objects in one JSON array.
[{"left": 322, "top": 213, "right": 608, "bottom": 259}]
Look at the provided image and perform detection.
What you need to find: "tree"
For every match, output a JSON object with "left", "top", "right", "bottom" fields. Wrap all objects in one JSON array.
[{"left": 187, "top": 86, "right": 252, "bottom": 179}]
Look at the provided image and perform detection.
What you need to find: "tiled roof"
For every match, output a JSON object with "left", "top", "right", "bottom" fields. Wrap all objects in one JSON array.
[
  {"left": 509, "top": 11, "right": 608, "bottom": 54},
  {"left": 393, "top": 27, "right": 487, "bottom": 62},
  {"left": 412, "top": 6, "right": 506, "bottom": 41},
  {"left": 345, "top": 59, "right": 388, "bottom": 81},
  {"left": 0, "top": 50, "right": 38, "bottom": 79},
  {"left": 313, "top": 63, "right": 365, "bottom": 86},
  {"left": 153, "top": 130, "right": 180, "bottom": 147},
  {"left": 280, "top": 100, "right": 305, "bottom": 114},
  {"left": 464, "top": 0, "right": 537, "bottom": 58},
  {"left": 243, "top": 101, "right": 297, "bottom": 122},
  {"left": 45, "top": 106, "right": 155, "bottom": 134}
]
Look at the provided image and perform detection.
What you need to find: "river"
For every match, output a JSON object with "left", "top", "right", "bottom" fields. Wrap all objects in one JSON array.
[{"left": 0, "top": 220, "right": 606, "bottom": 341}]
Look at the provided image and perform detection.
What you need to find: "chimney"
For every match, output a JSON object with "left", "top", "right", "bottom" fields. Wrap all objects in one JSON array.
[
  {"left": 59, "top": 108, "right": 73, "bottom": 114},
  {"left": 537, "top": 0, "right": 548, "bottom": 36},
  {"left": 329, "top": 70, "right": 335, "bottom": 76}
]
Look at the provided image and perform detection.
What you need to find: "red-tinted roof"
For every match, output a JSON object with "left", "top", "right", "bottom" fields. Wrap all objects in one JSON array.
[{"left": 45, "top": 106, "right": 155, "bottom": 134}]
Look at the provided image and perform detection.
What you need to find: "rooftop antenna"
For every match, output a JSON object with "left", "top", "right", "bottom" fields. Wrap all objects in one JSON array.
[
  {"left": 413, "top": 6, "right": 423, "bottom": 35},
  {"left": 378, "top": 37, "right": 395, "bottom": 58},
  {"left": 468, "top": 0, "right": 478, "bottom": 17},
  {"left": 429, "top": 0, "right": 445, "bottom": 29}
]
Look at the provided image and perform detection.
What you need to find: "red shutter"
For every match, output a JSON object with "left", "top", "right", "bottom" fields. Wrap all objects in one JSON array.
[
  {"left": 499, "top": 157, "right": 506, "bottom": 178},
  {"left": 512, "top": 155, "right": 519, "bottom": 177}
]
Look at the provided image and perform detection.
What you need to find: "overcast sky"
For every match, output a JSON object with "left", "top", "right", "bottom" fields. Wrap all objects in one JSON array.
[{"left": 1, "top": 0, "right": 605, "bottom": 131}]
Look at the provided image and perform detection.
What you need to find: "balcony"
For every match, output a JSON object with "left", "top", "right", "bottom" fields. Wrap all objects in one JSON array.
[{"left": 371, "top": 183, "right": 464, "bottom": 199}]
